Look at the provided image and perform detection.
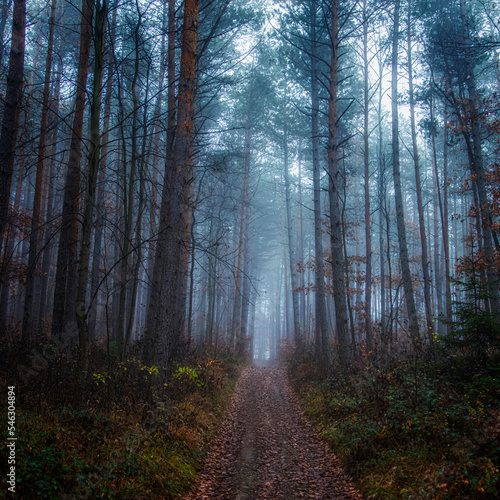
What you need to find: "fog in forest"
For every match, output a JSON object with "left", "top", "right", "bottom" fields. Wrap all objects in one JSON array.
[
  {"left": 2, "top": 0, "right": 493, "bottom": 362},
  {"left": 1, "top": 0, "right": 500, "bottom": 496}
]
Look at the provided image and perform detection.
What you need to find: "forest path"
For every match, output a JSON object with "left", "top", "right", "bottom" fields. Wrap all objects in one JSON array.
[{"left": 184, "top": 365, "right": 362, "bottom": 499}]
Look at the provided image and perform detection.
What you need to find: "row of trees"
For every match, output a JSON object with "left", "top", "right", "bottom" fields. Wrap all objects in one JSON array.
[
  {"left": 0, "top": 0, "right": 261, "bottom": 379},
  {"left": 262, "top": 0, "right": 500, "bottom": 366},
  {"left": 0, "top": 0, "right": 499, "bottom": 377}
]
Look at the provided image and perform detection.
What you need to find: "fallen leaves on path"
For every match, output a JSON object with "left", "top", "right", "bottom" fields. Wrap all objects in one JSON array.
[{"left": 185, "top": 366, "right": 363, "bottom": 499}]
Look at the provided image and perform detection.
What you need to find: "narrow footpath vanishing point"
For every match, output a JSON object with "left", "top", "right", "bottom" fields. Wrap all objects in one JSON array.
[{"left": 186, "top": 365, "right": 362, "bottom": 499}]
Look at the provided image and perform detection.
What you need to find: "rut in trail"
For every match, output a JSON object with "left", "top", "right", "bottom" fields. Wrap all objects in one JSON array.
[{"left": 185, "top": 365, "right": 362, "bottom": 499}]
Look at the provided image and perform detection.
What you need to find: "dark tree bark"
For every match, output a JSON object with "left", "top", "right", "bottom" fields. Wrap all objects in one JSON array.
[
  {"left": 144, "top": 0, "right": 168, "bottom": 298},
  {"left": 407, "top": 1, "right": 433, "bottom": 343},
  {"left": 441, "top": 99, "right": 453, "bottom": 331},
  {"left": 310, "top": 0, "right": 330, "bottom": 367},
  {"left": 146, "top": 0, "right": 199, "bottom": 376},
  {"left": 391, "top": 0, "right": 420, "bottom": 343},
  {"left": 432, "top": 147, "right": 443, "bottom": 331},
  {"left": 362, "top": 0, "right": 373, "bottom": 352},
  {"left": 464, "top": 69, "right": 499, "bottom": 313},
  {"left": 88, "top": 4, "right": 118, "bottom": 343},
  {"left": 51, "top": 0, "right": 95, "bottom": 343},
  {"left": 75, "top": 0, "right": 107, "bottom": 375},
  {"left": 116, "top": 13, "right": 142, "bottom": 358},
  {"left": 21, "top": 0, "right": 57, "bottom": 347},
  {"left": 0, "top": 0, "right": 25, "bottom": 338},
  {"left": 0, "top": 0, "right": 25, "bottom": 267},
  {"left": 328, "top": 0, "right": 349, "bottom": 364},
  {"left": 143, "top": 0, "right": 177, "bottom": 363},
  {"left": 37, "top": 50, "right": 62, "bottom": 331}
]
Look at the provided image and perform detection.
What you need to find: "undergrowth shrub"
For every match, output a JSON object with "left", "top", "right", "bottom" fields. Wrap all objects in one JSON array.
[
  {"left": 0, "top": 344, "right": 243, "bottom": 498},
  {"left": 287, "top": 255, "right": 500, "bottom": 499},
  {"left": 288, "top": 348, "right": 500, "bottom": 499}
]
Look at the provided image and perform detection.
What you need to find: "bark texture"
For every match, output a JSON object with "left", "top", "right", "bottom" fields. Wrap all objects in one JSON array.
[
  {"left": 0, "top": 0, "right": 25, "bottom": 261},
  {"left": 145, "top": 0, "right": 199, "bottom": 377},
  {"left": 391, "top": 0, "right": 420, "bottom": 343},
  {"left": 51, "top": 0, "right": 95, "bottom": 344},
  {"left": 310, "top": 0, "right": 330, "bottom": 366},
  {"left": 328, "top": 0, "right": 350, "bottom": 363}
]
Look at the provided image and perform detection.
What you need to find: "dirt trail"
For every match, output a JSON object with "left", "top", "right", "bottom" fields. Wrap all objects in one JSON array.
[{"left": 185, "top": 365, "right": 362, "bottom": 499}]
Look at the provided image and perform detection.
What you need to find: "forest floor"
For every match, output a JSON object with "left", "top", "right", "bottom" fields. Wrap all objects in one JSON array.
[{"left": 185, "top": 363, "right": 362, "bottom": 499}]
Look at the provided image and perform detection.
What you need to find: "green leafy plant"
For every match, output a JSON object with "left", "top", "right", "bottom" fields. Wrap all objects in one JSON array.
[{"left": 174, "top": 366, "right": 204, "bottom": 388}]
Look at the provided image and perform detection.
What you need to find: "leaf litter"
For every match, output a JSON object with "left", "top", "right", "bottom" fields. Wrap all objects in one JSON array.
[{"left": 185, "top": 365, "right": 362, "bottom": 499}]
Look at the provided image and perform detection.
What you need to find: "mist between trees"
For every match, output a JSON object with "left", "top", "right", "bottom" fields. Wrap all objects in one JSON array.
[{"left": 0, "top": 0, "right": 499, "bottom": 387}]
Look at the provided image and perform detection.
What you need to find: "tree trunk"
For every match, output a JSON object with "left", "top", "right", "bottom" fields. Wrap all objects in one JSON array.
[
  {"left": 149, "top": 0, "right": 199, "bottom": 377},
  {"left": 233, "top": 79, "right": 252, "bottom": 355},
  {"left": 124, "top": 134, "right": 147, "bottom": 356},
  {"left": 407, "top": 1, "right": 433, "bottom": 343},
  {"left": 239, "top": 234, "right": 251, "bottom": 355},
  {"left": 283, "top": 97, "right": 302, "bottom": 351},
  {"left": 187, "top": 211, "right": 196, "bottom": 345},
  {"left": 37, "top": 49, "right": 62, "bottom": 331},
  {"left": 310, "top": 0, "right": 330, "bottom": 367},
  {"left": 341, "top": 169, "right": 357, "bottom": 351},
  {"left": 75, "top": 0, "right": 107, "bottom": 375},
  {"left": 117, "top": 17, "right": 143, "bottom": 359},
  {"left": 144, "top": 0, "right": 167, "bottom": 299},
  {"left": 377, "top": 48, "right": 388, "bottom": 352},
  {"left": 297, "top": 153, "right": 306, "bottom": 344},
  {"left": 206, "top": 215, "right": 218, "bottom": 346},
  {"left": 432, "top": 152, "right": 442, "bottom": 333},
  {"left": 21, "top": 0, "right": 57, "bottom": 347},
  {"left": 0, "top": 0, "right": 13, "bottom": 70},
  {"left": 362, "top": 0, "right": 373, "bottom": 351},
  {"left": 441, "top": 99, "right": 452, "bottom": 332},
  {"left": 328, "top": 0, "right": 349, "bottom": 364},
  {"left": 143, "top": 0, "right": 177, "bottom": 363},
  {"left": 51, "top": 0, "right": 95, "bottom": 344},
  {"left": 429, "top": 75, "right": 450, "bottom": 335},
  {"left": 0, "top": 154, "right": 26, "bottom": 334},
  {"left": 275, "top": 257, "right": 282, "bottom": 355},
  {"left": 391, "top": 0, "right": 420, "bottom": 343},
  {"left": 466, "top": 74, "right": 499, "bottom": 313},
  {"left": 88, "top": 2, "right": 118, "bottom": 344},
  {"left": 0, "top": 0, "right": 25, "bottom": 266}
]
